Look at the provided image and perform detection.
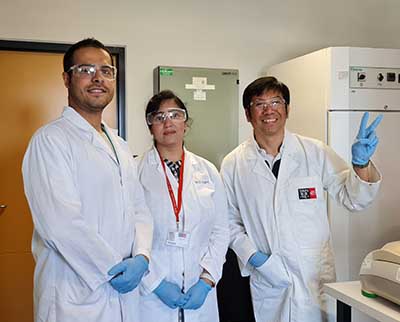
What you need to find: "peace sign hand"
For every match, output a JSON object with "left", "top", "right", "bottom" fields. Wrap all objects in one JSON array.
[{"left": 351, "top": 112, "right": 383, "bottom": 167}]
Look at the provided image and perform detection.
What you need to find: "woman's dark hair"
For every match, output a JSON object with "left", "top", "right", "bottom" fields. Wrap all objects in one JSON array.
[{"left": 145, "top": 90, "right": 189, "bottom": 129}]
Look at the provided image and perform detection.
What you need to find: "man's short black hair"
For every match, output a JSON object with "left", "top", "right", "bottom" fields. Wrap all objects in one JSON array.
[
  {"left": 63, "top": 38, "right": 114, "bottom": 73},
  {"left": 243, "top": 76, "right": 290, "bottom": 110}
]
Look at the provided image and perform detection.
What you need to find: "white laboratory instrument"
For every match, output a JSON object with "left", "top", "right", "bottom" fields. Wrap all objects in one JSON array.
[{"left": 360, "top": 241, "right": 400, "bottom": 305}]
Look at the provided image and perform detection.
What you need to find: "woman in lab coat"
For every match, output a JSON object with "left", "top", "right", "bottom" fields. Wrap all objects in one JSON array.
[{"left": 137, "top": 90, "right": 230, "bottom": 322}]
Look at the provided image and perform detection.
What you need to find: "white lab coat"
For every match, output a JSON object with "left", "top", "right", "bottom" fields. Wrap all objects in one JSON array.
[
  {"left": 137, "top": 146, "right": 230, "bottom": 322},
  {"left": 22, "top": 106, "right": 153, "bottom": 322},
  {"left": 220, "top": 130, "right": 381, "bottom": 322}
]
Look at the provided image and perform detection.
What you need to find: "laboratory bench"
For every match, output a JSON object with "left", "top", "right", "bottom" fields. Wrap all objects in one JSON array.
[{"left": 324, "top": 281, "right": 400, "bottom": 322}]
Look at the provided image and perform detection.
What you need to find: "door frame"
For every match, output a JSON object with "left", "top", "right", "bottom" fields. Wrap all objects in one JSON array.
[{"left": 0, "top": 39, "right": 126, "bottom": 138}]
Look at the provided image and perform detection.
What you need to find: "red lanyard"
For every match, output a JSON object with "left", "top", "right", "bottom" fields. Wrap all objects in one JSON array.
[{"left": 158, "top": 149, "right": 185, "bottom": 226}]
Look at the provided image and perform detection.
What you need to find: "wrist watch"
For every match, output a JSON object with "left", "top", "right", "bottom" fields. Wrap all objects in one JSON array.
[
  {"left": 200, "top": 272, "right": 215, "bottom": 287},
  {"left": 353, "top": 160, "right": 370, "bottom": 168}
]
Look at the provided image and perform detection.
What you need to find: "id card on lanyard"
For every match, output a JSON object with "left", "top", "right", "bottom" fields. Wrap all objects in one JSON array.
[{"left": 158, "top": 150, "right": 191, "bottom": 248}]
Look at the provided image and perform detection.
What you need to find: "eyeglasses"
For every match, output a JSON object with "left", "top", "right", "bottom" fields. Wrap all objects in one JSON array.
[
  {"left": 68, "top": 64, "right": 117, "bottom": 80},
  {"left": 250, "top": 97, "right": 286, "bottom": 110},
  {"left": 146, "top": 108, "right": 187, "bottom": 125}
]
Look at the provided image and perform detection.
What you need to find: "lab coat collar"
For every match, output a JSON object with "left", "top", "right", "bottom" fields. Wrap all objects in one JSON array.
[
  {"left": 244, "top": 134, "right": 285, "bottom": 160},
  {"left": 253, "top": 135, "right": 285, "bottom": 165},
  {"left": 244, "top": 130, "right": 301, "bottom": 184},
  {"left": 147, "top": 145, "right": 196, "bottom": 192},
  {"left": 276, "top": 130, "right": 303, "bottom": 186},
  {"left": 62, "top": 106, "right": 120, "bottom": 166},
  {"left": 147, "top": 145, "right": 197, "bottom": 165},
  {"left": 62, "top": 106, "right": 97, "bottom": 135},
  {"left": 101, "top": 123, "right": 123, "bottom": 165},
  {"left": 244, "top": 136, "right": 276, "bottom": 183}
]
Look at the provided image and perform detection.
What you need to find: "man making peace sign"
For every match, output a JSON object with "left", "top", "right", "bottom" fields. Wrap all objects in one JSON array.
[{"left": 220, "top": 76, "right": 383, "bottom": 322}]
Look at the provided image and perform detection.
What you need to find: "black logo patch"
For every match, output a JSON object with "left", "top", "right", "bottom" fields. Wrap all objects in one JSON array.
[{"left": 298, "top": 187, "right": 317, "bottom": 200}]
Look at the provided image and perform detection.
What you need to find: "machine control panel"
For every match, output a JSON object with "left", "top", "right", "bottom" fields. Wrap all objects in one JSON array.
[{"left": 350, "top": 66, "right": 400, "bottom": 89}]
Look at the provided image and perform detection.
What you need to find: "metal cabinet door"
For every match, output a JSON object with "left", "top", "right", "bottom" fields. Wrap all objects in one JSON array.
[{"left": 155, "top": 66, "right": 239, "bottom": 169}]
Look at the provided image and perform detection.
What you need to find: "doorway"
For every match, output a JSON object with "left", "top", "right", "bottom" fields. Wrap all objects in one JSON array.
[{"left": 0, "top": 40, "right": 126, "bottom": 322}]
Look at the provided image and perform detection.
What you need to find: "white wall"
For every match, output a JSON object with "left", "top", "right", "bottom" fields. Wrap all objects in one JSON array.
[{"left": 1, "top": 0, "right": 400, "bottom": 154}]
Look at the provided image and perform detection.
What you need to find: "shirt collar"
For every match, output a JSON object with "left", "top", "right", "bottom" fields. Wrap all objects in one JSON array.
[{"left": 252, "top": 133, "right": 286, "bottom": 164}]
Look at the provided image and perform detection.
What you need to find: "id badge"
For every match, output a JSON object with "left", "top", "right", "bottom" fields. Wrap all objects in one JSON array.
[{"left": 166, "top": 231, "right": 191, "bottom": 248}]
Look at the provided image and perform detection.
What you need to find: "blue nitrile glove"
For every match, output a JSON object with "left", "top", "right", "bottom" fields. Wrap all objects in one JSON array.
[
  {"left": 154, "top": 280, "right": 187, "bottom": 309},
  {"left": 108, "top": 255, "right": 148, "bottom": 294},
  {"left": 352, "top": 112, "right": 383, "bottom": 166},
  {"left": 181, "top": 279, "right": 212, "bottom": 310},
  {"left": 248, "top": 251, "right": 270, "bottom": 268}
]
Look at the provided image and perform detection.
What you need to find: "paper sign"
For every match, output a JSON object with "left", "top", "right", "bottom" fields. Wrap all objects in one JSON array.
[{"left": 193, "top": 89, "right": 206, "bottom": 101}]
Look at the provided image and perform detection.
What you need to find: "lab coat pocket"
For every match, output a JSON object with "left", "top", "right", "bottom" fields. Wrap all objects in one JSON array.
[
  {"left": 288, "top": 176, "right": 324, "bottom": 213},
  {"left": 289, "top": 176, "right": 327, "bottom": 248},
  {"left": 254, "top": 253, "right": 291, "bottom": 290},
  {"left": 251, "top": 288, "right": 287, "bottom": 322},
  {"left": 250, "top": 254, "right": 291, "bottom": 322},
  {"left": 58, "top": 272, "right": 104, "bottom": 305},
  {"left": 56, "top": 283, "right": 109, "bottom": 321}
]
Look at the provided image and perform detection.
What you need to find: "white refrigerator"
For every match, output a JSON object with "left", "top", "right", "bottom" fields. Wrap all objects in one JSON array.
[{"left": 267, "top": 47, "right": 400, "bottom": 321}]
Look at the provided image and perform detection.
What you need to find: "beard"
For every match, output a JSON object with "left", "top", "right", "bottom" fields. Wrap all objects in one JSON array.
[{"left": 68, "top": 90, "right": 114, "bottom": 114}]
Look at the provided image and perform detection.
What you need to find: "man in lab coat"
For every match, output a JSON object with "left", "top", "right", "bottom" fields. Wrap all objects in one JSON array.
[
  {"left": 22, "top": 38, "right": 153, "bottom": 322},
  {"left": 220, "top": 76, "right": 382, "bottom": 322}
]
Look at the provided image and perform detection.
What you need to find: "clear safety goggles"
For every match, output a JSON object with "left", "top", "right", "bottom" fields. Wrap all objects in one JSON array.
[
  {"left": 146, "top": 108, "right": 187, "bottom": 125},
  {"left": 250, "top": 97, "right": 286, "bottom": 110},
  {"left": 68, "top": 64, "right": 117, "bottom": 80}
]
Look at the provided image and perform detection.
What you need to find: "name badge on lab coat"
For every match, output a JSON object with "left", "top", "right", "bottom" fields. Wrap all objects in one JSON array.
[{"left": 166, "top": 231, "right": 191, "bottom": 248}]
